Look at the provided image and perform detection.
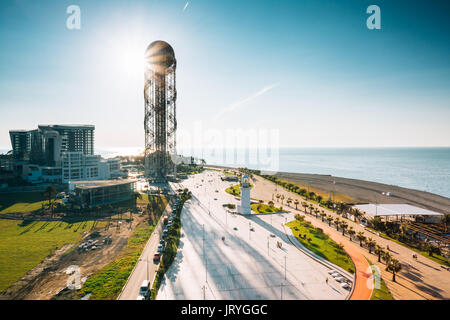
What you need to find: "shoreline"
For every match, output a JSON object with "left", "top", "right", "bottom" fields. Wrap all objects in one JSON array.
[{"left": 207, "top": 165, "right": 450, "bottom": 215}]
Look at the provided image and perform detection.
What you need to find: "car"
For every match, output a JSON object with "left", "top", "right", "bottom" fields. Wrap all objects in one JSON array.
[
  {"left": 250, "top": 227, "right": 255, "bottom": 232},
  {"left": 340, "top": 282, "right": 350, "bottom": 289},
  {"left": 233, "top": 227, "right": 238, "bottom": 231},
  {"left": 327, "top": 270, "right": 337, "bottom": 275},
  {"left": 331, "top": 272, "right": 342, "bottom": 278},
  {"left": 214, "top": 198, "right": 217, "bottom": 200},
  {"left": 215, "top": 190, "right": 219, "bottom": 193},
  {"left": 153, "top": 252, "right": 161, "bottom": 262},
  {"left": 335, "top": 277, "right": 346, "bottom": 283},
  {"left": 159, "top": 239, "right": 165, "bottom": 246},
  {"left": 157, "top": 244, "right": 164, "bottom": 252},
  {"left": 270, "top": 233, "right": 276, "bottom": 238},
  {"left": 136, "top": 295, "right": 145, "bottom": 300},
  {"left": 139, "top": 280, "right": 150, "bottom": 298}
]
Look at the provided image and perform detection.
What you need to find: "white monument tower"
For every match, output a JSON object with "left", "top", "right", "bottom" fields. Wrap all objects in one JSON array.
[{"left": 238, "top": 174, "right": 251, "bottom": 215}]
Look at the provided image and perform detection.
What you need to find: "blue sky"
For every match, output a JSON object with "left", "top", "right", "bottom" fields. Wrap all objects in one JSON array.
[{"left": 0, "top": 0, "right": 449, "bottom": 152}]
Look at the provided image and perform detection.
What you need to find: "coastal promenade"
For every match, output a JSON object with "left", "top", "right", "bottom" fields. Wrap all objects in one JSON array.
[{"left": 250, "top": 174, "right": 450, "bottom": 300}]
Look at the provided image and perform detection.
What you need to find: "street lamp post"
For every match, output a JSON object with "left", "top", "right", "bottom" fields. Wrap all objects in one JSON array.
[{"left": 284, "top": 256, "right": 287, "bottom": 280}]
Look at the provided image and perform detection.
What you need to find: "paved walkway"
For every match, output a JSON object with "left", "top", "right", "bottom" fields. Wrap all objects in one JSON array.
[{"left": 250, "top": 174, "right": 450, "bottom": 300}]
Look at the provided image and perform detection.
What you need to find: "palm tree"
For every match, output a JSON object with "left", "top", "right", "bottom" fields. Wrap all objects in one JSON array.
[
  {"left": 308, "top": 192, "right": 316, "bottom": 200},
  {"left": 353, "top": 208, "right": 362, "bottom": 222},
  {"left": 43, "top": 185, "right": 57, "bottom": 207},
  {"left": 302, "top": 202, "right": 308, "bottom": 213},
  {"left": 280, "top": 194, "right": 285, "bottom": 204},
  {"left": 356, "top": 232, "right": 366, "bottom": 247},
  {"left": 348, "top": 226, "right": 355, "bottom": 241},
  {"left": 443, "top": 213, "right": 450, "bottom": 233},
  {"left": 340, "top": 221, "right": 348, "bottom": 236},
  {"left": 287, "top": 198, "right": 292, "bottom": 207},
  {"left": 294, "top": 199, "right": 299, "bottom": 210},
  {"left": 375, "top": 245, "right": 384, "bottom": 262},
  {"left": 276, "top": 194, "right": 281, "bottom": 202},
  {"left": 387, "top": 259, "right": 402, "bottom": 282},
  {"left": 366, "top": 237, "right": 376, "bottom": 254},
  {"left": 326, "top": 215, "right": 333, "bottom": 226},
  {"left": 314, "top": 208, "right": 320, "bottom": 218},
  {"left": 316, "top": 195, "right": 323, "bottom": 204},
  {"left": 382, "top": 251, "right": 392, "bottom": 266},
  {"left": 309, "top": 204, "right": 314, "bottom": 215},
  {"left": 320, "top": 211, "right": 327, "bottom": 222},
  {"left": 268, "top": 200, "right": 275, "bottom": 208},
  {"left": 334, "top": 217, "right": 340, "bottom": 231}
]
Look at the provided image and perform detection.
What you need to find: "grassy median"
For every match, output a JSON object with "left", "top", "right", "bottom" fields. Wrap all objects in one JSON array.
[{"left": 287, "top": 219, "right": 355, "bottom": 274}]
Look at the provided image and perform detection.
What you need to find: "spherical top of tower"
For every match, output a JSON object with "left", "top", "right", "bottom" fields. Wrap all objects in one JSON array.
[{"left": 145, "top": 40, "right": 176, "bottom": 74}]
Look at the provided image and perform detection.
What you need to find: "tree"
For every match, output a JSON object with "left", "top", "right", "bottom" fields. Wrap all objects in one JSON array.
[
  {"left": 302, "top": 202, "right": 308, "bottom": 213},
  {"left": 316, "top": 195, "right": 323, "bottom": 204},
  {"left": 287, "top": 198, "right": 292, "bottom": 207},
  {"left": 366, "top": 237, "right": 376, "bottom": 254},
  {"left": 348, "top": 226, "right": 355, "bottom": 241},
  {"left": 356, "top": 232, "right": 366, "bottom": 247},
  {"left": 326, "top": 215, "right": 333, "bottom": 226},
  {"left": 276, "top": 194, "right": 281, "bottom": 202},
  {"left": 309, "top": 204, "right": 314, "bottom": 215},
  {"left": 320, "top": 211, "right": 327, "bottom": 222},
  {"left": 268, "top": 200, "right": 275, "bottom": 208},
  {"left": 308, "top": 192, "right": 316, "bottom": 200},
  {"left": 314, "top": 208, "right": 320, "bottom": 218},
  {"left": 294, "top": 199, "right": 299, "bottom": 210},
  {"left": 375, "top": 245, "right": 384, "bottom": 262},
  {"left": 340, "top": 221, "right": 348, "bottom": 236},
  {"left": 280, "top": 195, "right": 285, "bottom": 204},
  {"left": 443, "top": 213, "right": 450, "bottom": 233},
  {"left": 334, "top": 217, "right": 340, "bottom": 231},
  {"left": 387, "top": 259, "right": 402, "bottom": 282},
  {"left": 43, "top": 185, "right": 57, "bottom": 207},
  {"left": 382, "top": 251, "right": 392, "bottom": 266},
  {"left": 353, "top": 208, "right": 362, "bottom": 222}
]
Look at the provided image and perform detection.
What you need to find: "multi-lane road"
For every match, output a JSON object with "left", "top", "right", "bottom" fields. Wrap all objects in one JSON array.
[{"left": 156, "top": 170, "right": 350, "bottom": 300}]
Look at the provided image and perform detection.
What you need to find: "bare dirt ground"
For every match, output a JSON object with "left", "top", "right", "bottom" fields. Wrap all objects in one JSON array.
[{"left": 0, "top": 213, "right": 149, "bottom": 300}]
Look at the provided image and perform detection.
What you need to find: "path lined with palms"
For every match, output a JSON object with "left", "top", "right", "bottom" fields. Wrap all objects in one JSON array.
[{"left": 250, "top": 175, "right": 450, "bottom": 300}]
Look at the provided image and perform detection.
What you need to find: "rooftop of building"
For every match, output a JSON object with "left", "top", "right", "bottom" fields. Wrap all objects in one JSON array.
[
  {"left": 73, "top": 179, "right": 134, "bottom": 190},
  {"left": 38, "top": 124, "right": 95, "bottom": 130}
]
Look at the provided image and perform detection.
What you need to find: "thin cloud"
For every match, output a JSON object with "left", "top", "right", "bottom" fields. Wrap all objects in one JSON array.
[
  {"left": 183, "top": 2, "right": 190, "bottom": 12},
  {"left": 213, "top": 83, "right": 280, "bottom": 121}
]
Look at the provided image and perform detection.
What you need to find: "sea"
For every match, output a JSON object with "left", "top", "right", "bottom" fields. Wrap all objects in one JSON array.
[{"left": 1, "top": 147, "right": 449, "bottom": 198}]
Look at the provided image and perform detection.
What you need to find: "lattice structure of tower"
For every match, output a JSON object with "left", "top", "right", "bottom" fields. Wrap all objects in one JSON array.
[{"left": 144, "top": 41, "right": 177, "bottom": 180}]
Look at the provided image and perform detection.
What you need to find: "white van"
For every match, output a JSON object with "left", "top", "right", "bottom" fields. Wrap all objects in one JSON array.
[{"left": 139, "top": 280, "right": 150, "bottom": 298}]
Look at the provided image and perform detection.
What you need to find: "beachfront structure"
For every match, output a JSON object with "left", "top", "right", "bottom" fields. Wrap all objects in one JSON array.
[
  {"left": 73, "top": 179, "right": 135, "bottom": 208},
  {"left": 238, "top": 174, "right": 251, "bottom": 215},
  {"left": 353, "top": 203, "right": 444, "bottom": 224},
  {"left": 9, "top": 130, "right": 32, "bottom": 161},
  {"left": 144, "top": 40, "right": 177, "bottom": 181}
]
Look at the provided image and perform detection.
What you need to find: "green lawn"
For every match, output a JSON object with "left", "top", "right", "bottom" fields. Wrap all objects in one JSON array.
[
  {"left": 0, "top": 219, "right": 106, "bottom": 293},
  {"left": 251, "top": 203, "right": 281, "bottom": 214},
  {"left": 225, "top": 184, "right": 253, "bottom": 197},
  {"left": 287, "top": 219, "right": 355, "bottom": 274},
  {"left": 0, "top": 192, "right": 48, "bottom": 214},
  {"left": 367, "top": 259, "right": 394, "bottom": 300}
]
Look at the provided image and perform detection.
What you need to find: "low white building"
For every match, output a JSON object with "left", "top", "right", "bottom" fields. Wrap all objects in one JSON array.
[{"left": 62, "top": 152, "right": 111, "bottom": 183}]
